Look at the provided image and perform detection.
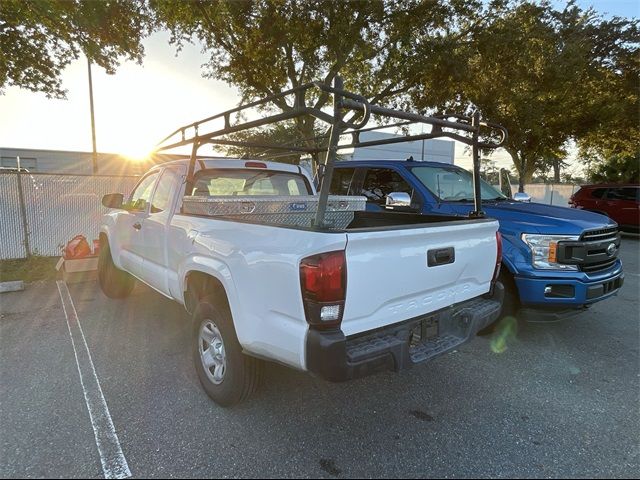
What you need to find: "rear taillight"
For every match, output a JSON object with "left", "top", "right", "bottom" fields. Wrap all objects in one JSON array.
[
  {"left": 492, "top": 231, "right": 502, "bottom": 284},
  {"left": 300, "top": 250, "right": 346, "bottom": 330}
]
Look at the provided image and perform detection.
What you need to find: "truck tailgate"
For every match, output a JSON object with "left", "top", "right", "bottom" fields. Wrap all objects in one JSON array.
[{"left": 342, "top": 220, "right": 499, "bottom": 336}]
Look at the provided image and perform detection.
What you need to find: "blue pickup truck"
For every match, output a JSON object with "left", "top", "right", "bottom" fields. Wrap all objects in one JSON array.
[{"left": 331, "top": 160, "right": 624, "bottom": 325}]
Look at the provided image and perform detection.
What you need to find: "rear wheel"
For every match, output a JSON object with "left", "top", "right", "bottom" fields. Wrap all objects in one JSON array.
[
  {"left": 98, "top": 238, "right": 135, "bottom": 298},
  {"left": 192, "top": 297, "right": 262, "bottom": 407},
  {"left": 477, "top": 270, "right": 520, "bottom": 336}
]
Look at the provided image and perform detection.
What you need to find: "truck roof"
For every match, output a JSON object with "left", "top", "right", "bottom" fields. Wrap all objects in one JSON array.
[
  {"left": 334, "top": 159, "right": 460, "bottom": 169},
  {"left": 154, "top": 157, "right": 306, "bottom": 175}
]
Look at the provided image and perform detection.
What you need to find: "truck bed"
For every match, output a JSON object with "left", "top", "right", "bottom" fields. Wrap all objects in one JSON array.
[{"left": 181, "top": 194, "right": 486, "bottom": 232}]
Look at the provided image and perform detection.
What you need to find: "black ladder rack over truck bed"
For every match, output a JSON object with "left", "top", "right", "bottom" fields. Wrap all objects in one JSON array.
[{"left": 153, "top": 76, "right": 508, "bottom": 227}]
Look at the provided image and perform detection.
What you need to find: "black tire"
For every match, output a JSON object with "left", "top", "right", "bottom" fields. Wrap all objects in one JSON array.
[
  {"left": 477, "top": 270, "right": 520, "bottom": 336},
  {"left": 192, "top": 297, "right": 263, "bottom": 407},
  {"left": 98, "top": 238, "right": 135, "bottom": 299}
]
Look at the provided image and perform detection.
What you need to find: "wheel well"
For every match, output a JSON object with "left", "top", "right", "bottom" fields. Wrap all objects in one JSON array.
[{"left": 184, "top": 271, "right": 229, "bottom": 315}]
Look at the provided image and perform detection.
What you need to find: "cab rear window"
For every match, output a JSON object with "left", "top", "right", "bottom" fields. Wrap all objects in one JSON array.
[{"left": 192, "top": 169, "right": 312, "bottom": 196}]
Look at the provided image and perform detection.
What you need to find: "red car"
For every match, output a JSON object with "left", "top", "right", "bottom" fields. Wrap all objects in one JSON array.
[{"left": 570, "top": 184, "right": 640, "bottom": 232}]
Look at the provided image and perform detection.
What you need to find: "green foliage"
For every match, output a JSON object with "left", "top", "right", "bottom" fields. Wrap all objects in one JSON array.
[
  {"left": 576, "top": 25, "right": 640, "bottom": 183},
  {"left": 585, "top": 153, "right": 640, "bottom": 184},
  {"left": 220, "top": 121, "right": 326, "bottom": 164},
  {"left": 151, "top": 0, "right": 485, "bottom": 168},
  {"left": 3, "top": 0, "right": 637, "bottom": 186},
  {"left": 408, "top": 1, "right": 639, "bottom": 190},
  {"left": 0, "top": 0, "right": 152, "bottom": 98}
]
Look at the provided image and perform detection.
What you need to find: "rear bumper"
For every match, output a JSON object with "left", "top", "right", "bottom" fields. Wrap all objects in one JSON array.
[{"left": 306, "top": 283, "right": 504, "bottom": 382}]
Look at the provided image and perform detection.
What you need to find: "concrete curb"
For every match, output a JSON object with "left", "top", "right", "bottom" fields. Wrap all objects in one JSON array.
[{"left": 0, "top": 281, "right": 25, "bottom": 293}]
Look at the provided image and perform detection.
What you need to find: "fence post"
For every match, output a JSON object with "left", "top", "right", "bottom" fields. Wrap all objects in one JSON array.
[
  {"left": 15, "top": 156, "right": 32, "bottom": 258},
  {"left": 549, "top": 184, "right": 555, "bottom": 206}
]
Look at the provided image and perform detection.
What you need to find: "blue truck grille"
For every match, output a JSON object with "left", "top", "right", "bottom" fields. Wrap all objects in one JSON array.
[
  {"left": 557, "top": 227, "right": 620, "bottom": 273},
  {"left": 581, "top": 227, "right": 618, "bottom": 242},
  {"left": 579, "top": 227, "right": 620, "bottom": 273}
]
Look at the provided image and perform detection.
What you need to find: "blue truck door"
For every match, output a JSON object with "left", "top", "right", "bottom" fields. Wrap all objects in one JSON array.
[{"left": 359, "top": 166, "right": 423, "bottom": 211}]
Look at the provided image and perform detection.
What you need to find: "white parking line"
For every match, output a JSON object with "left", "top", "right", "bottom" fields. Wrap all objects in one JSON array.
[{"left": 56, "top": 280, "right": 132, "bottom": 479}]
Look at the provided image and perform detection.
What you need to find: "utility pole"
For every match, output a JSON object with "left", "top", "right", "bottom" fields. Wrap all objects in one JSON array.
[
  {"left": 15, "top": 156, "right": 32, "bottom": 258},
  {"left": 87, "top": 58, "right": 98, "bottom": 174}
]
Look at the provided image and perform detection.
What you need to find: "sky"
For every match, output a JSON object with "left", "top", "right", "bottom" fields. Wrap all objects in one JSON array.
[{"left": 0, "top": 0, "right": 637, "bottom": 171}]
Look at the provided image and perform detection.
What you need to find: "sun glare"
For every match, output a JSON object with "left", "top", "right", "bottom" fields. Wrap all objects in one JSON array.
[
  {"left": 124, "top": 152, "right": 149, "bottom": 163},
  {"left": 120, "top": 142, "right": 154, "bottom": 163}
]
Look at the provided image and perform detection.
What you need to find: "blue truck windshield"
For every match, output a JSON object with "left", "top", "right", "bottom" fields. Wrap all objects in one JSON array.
[{"left": 411, "top": 166, "right": 507, "bottom": 202}]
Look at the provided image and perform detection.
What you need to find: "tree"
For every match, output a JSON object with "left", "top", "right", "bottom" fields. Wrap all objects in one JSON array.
[
  {"left": 480, "top": 157, "right": 499, "bottom": 184},
  {"left": 151, "top": 0, "right": 488, "bottom": 171},
  {"left": 576, "top": 18, "right": 640, "bottom": 183},
  {"left": 539, "top": 150, "right": 569, "bottom": 183},
  {"left": 408, "top": 1, "right": 639, "bottom": 192},
  {"left": 0, "top": 0, "right": 152, "bottom": 98},
  {"left": 584, "top": 153, "right": 639, "bottom": 184},
  {"left": 220, "top": 121, "right": 324, "bottom": 164}
]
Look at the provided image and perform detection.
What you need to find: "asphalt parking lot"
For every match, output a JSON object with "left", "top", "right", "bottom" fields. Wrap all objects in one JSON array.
[{"left": 1, "top": 238, "right": 638, "bottom": 479}]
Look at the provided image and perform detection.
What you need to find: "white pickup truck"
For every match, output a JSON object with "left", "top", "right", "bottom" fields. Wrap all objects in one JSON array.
[{"left": 99, "top": 158, "right": 504, "bottom": 406}]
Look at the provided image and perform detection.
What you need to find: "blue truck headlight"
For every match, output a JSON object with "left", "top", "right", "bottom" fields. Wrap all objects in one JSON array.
[{"left": 521, "top": 234, "right": 580, "bottom": 270}]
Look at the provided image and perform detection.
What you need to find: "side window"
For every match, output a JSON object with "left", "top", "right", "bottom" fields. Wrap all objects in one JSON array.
[
  {"left": 151, "top": 168, "right": 182, "bottom": 213},
  {"left": 128, "top": 172, "right": 159, "bottom": 211},
  {"left": 607, "top": 187, "right": 637, "bottom": 201},
  {"left": 591, "top": 188, "right": 607, "bottom": 199},
  {"left": 361, "top": 168, "right": 413, "bottom": 204},
  {"left": 330, "top": 168, "right": 356, "bottom": 195}
]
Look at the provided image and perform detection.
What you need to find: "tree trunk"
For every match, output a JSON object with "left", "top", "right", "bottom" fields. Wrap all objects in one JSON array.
[
  {"left": 507, "top": 150, "right": 526, "bottom": 193},
  {"left": 295, "top": 116, "right": 320, "bottom": 173},
  {"left": 552, "top": 158, "right": 561, "bottom": 183},
  {"left": 507, "top": 149, "right": 537, "bottom": 193}
]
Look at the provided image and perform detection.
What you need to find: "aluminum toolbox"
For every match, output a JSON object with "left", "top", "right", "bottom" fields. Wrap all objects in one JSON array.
[{"left": 181, "top": 195, "right": 367, "bottom": 229}]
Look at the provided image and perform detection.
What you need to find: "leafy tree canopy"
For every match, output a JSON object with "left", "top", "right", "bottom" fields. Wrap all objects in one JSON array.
[
  {"left": 408, "top": 1, "right": 639, "bottom": 190},
  {"left": 219, "top": 121, "right": 325, "bottom": 164},
  {"left": 151, "top": 0, "right": 490, "bottom": 167},
  {"left": 577, "top": 22, "right": 639, "bottom": 184},
  {"left": 0, "top": 0, "right": 152, "bottom": 98},
  {"left": 2, "top": 0, "right": 637, "bottom": 187},
  {"left": 584, "top": 152, "right": 639, "bottom": 184}
]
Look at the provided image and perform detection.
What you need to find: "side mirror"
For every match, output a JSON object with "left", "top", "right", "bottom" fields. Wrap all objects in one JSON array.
[
  {"left": 102, "top": 193, "right": 124, "bottom": 209},
  {"left": 513, "top": 192, "right": 531, "bottom": 203},
  {"left": 385, "top": 192, "right": 411, "bottom": 208}
]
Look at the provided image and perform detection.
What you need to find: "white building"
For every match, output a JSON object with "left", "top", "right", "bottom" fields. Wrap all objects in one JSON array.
[
  {"left": 0, "top": 147, "right": 182, "bottom": 175},
  {"left": 340, "top": 131, "right": 455, "bottom": 164}
]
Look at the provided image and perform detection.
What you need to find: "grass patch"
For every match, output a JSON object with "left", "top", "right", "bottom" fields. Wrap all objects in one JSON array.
[{"left": 0, "top": 256, "right": 59, "bottom": 283}]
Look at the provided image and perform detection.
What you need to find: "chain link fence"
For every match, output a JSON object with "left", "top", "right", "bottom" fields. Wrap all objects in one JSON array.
[
  {"left": 0, "top": 172, "right": 139, "bottom": 260},
  {"left": 0, "top": 171, "right": 584, "bottom": 260}
]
